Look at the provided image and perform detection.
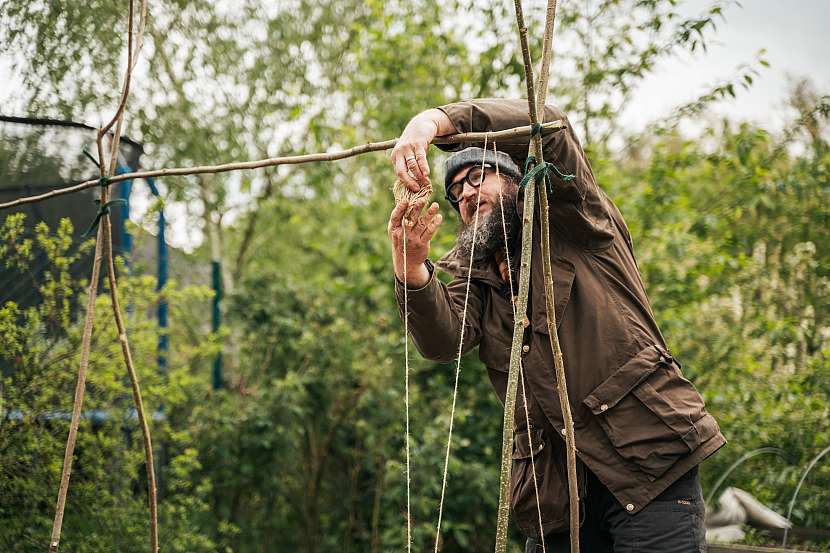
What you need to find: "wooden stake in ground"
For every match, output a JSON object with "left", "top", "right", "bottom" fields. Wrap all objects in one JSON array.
[
  {"left": 495, "top": 1, "right": 580, "bottom": 552},
  {"left": 48, "top": 213, "right": 106, "bottom": 553},
  {"left": 48, "top": 0, "right": 158, "bottom": 551}
]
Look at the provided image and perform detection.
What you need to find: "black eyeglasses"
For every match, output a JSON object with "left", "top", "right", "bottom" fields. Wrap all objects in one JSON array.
[{"left": 446, "top": 163, "right": 495, "bottom": 204}]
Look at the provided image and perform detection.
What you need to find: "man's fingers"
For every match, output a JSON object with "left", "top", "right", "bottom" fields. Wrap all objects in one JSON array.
[
  {"left": 400, "top": 198, "right": 425, "bottom": 238},
  {"left": 421, "top": 211, "right": 443, "bottom": 240},
  {"left": 413, "top": 202, "right": 439, "bottom": 233},
  {"left": 394, "top": 149, "right": 421, "bottom": 193},
  {"left": 406, "top": 149, "right": 429, "bottom": 188},
  {"left": 415, "top": 147, "right": 430, "bottom": 184},
  {"left": 410, "top": 197, "right": 429, "bottom": 222},
  {"left": 389, "top": 199, "right": 408, "bottom": 232}
]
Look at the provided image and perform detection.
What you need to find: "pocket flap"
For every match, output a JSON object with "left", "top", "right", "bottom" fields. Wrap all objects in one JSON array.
[
  {"left": 533, "top": 256, "right": 576, "bottom": 335},
  {"left": 512, "top": 428, "right": 546, "bottom": 460},
  {"left": 583, "top": 345, "right": 674, "bottom": 414}
]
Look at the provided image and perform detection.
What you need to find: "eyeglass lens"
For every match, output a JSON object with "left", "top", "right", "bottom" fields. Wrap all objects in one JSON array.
[{"left": 448, "top": 166, "right": 486, "bottom": 203}]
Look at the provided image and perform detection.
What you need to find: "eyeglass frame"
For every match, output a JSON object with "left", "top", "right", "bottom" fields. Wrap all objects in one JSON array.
[{"left": 445, "top": 163, "right": 497, "bottom": 205}]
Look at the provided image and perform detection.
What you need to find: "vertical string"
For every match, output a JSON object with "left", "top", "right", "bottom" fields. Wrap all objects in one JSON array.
[
  {"left": 402, "top": 222, "right": 412, "bottom": 553},
  {"left": 433, "top": 134, "right": 489, "bottom": 552},
  {"left": 494, "top": 142, "right": 546, "bottom": 553}
]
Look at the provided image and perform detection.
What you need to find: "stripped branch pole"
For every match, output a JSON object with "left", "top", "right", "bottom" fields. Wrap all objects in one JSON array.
[
  {"left": 97, "top": 0, "right": 159, "bottom": 550},
  {"left": 101, "top": 211, "right": 159, "bottom": 553},
  {"left": 532, "top": 2, "right": 582, "bottom": 552},
  {"left": 496, "top": 1, "right": 581, "bottom": 553},
  {"left": 99, "top": 0, "right": 147, "bottom": 139},
  {"left": 48, "top": 218, "right": 106, "bottom": 553},
  {"left": 48, "top": 0, "right": 158, "bottom": 551},
  {"left": 102, "top": 0, "right": 148, "bottom": 173},
  {"left": 0, "top": 122, "right": 564, "bottom": 211},
  {"left": 493, "top": 2, "right": 542, "bottom": 551},
  {"left": 494, "top": 143, "right": 548, "bottom": 550}
]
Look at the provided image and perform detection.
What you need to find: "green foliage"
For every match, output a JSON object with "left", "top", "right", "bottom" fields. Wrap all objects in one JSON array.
[{"left": 0, "top": 217, "right": 218, "bottom": 552}]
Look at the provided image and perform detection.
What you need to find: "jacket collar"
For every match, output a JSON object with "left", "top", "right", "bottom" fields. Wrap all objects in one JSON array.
[{"left": 435, "top": 247, "right": 504, "bottom": 289}]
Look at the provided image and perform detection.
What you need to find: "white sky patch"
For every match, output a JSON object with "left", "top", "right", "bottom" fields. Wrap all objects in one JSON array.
[{"left": 618, "top": 0, "right": 830, "bottom": 135}]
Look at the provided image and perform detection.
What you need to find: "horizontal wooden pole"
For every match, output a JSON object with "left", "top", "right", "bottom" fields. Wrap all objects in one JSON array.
[{"left": 0, "top": 120, "right": 564, "bottom": 210}]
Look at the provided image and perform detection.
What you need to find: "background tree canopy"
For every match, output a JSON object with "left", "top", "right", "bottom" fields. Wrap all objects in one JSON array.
[{"left": 0, "top": 0, "right": 828, "bottom": 551}]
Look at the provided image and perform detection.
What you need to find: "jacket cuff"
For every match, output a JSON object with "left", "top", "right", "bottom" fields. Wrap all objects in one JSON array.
[
  {"left": 394, "top": 259, "right": 436, "bottom": 295},
  {"left": 434, "top": 104, "right": 470, "bottom": 153}
]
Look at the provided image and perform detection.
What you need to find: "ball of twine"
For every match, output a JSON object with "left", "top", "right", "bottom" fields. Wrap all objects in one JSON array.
[{"left": 392, "top": 179, "right": 432, "bottom": 221}]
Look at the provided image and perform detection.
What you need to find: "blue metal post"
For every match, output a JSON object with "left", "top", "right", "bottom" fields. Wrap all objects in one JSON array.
[
  {"left": 211, "top": 260, "right": 223, "bottom": 390},
  {"left": 116, "top": 165, "right": 133, "bottom": 264},
  {"left": 146, "top": 177, "right": 168, "bottom": 375},
  {"left": 145, "top": 176, "right": 168, "bottom": 499}
]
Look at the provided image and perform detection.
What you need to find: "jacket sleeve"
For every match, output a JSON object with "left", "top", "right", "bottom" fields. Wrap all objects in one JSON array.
[
  {"left": 436, "top": 98, "right": 614, "bottom": 249},
  {"left": 394, "top": 260, "right": 484, "bottom": 363}
]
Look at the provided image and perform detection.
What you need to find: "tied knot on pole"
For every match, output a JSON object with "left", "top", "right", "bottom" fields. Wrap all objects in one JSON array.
[
  {"left": 520, "top": 155, "right": 576, "bottom": 194},
  {"left": 81, "top": 144, "right": 122, "bottom": 238},
  {"left": 82, "top": 196, "right": 126, "bottom": 238},
  {"left": 530, "top": 122, "right": 543, "bottom": 137}
]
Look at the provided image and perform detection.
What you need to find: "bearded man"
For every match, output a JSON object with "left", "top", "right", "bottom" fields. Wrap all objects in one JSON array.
[{"left": 387, "top": 99, "right": 725, "bottom": 552}]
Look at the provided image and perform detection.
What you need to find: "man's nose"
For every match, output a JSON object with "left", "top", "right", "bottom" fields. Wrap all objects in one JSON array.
[{"left": 460, "top": 181, "right": 479, "bottom": 202}]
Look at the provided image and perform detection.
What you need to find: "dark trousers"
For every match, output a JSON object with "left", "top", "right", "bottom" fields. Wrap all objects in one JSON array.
[{"left": 525, "top": 466, "right": 706, "bottom": 553}]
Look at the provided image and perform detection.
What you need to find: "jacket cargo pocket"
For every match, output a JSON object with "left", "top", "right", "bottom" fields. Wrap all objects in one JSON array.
[
  {"left": 510, "top": 428, "right": 568, "bottom": 537},
  {"left": 583, "top": 345, "right": 718, "bottom": 479}
]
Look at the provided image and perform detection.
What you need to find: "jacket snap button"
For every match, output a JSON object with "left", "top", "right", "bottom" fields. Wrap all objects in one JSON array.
[
  {"left": 560, "top": 428, "right": 566, "bottom": 436},
  {"left": 625, "top": 503, "right": 635, "bottom": 512},
  {"left": 522, "top": 345, "right": 530, "bottom": 353},
  {"left": 600, "top": 403, "right": 608, "bottom": 411}
]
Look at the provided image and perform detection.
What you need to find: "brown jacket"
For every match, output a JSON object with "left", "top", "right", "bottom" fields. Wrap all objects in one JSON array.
[{"left": 394, "top": 99, "right": 726, "bottom": 537}]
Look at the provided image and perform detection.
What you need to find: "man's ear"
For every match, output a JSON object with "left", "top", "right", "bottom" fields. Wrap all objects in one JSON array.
[{"left": 501, "top": 176, "right": 519, "bottom": 193}]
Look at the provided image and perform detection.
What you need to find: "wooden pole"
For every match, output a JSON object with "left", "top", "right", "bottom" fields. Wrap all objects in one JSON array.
[
  {"left": 533, "top": 1, "right": 582, "bottom": 550},
  {"left": 496, "top": 1, "right": 580, "bottom": 552},
  {"left": 0, "top": 122, "right": 563, "bottom": 211},
  {"left": 48, "top": 1, "right": 158, "bottom": 551}
]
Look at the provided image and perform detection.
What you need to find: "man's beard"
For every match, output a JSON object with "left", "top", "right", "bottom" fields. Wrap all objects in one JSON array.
[{"left": 455, "top": 194, "right": 520, "bottom": 262}]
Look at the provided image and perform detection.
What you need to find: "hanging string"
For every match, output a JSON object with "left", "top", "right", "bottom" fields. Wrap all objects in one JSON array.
[
  {"left": 402, "top": 222, "right": 413, "bottom": 553},
  {"left": 395, "top": 166, "right": 433, "bottom": 553},
  {"left": 494, "top": 142, "right": 546, "bottom": 553},
  {"left": 433, "top": 134, "right": 489, "bottom": 553}
]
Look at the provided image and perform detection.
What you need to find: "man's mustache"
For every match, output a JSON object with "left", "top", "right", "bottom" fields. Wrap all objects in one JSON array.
[{"left": 464, "top": 200, "right": 483, "bottom": 221}]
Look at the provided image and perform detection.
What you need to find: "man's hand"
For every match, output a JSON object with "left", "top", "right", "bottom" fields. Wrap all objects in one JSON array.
[
  {"left": 390, "top": 108, "right": 457, "bottom": 193},
  {"left": 388, "top": 197, "right": 443, "bottom": 288}
]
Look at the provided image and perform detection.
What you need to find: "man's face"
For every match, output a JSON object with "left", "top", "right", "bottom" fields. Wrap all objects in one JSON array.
[
  {"left": 452, "top": 164, "right": 521, "bottom": 262},
  {"left": 452, "top": 164, "right": 517, "bottom": 224}
]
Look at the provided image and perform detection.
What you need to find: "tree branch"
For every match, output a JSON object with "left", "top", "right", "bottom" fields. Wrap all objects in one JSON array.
[{"left": 0, "top": 122, "right": 564, "bottom": 211}]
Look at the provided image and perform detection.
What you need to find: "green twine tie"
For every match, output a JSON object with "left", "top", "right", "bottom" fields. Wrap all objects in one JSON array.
[
  {"left": 519, "top": 155, "right": 576, "bottom": 194},
  {"left": 82, "top": 197, "right": 126, "bottom": 238},
  {"left": 82, "top": 175, "right": 123, "bottom": 238}
]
